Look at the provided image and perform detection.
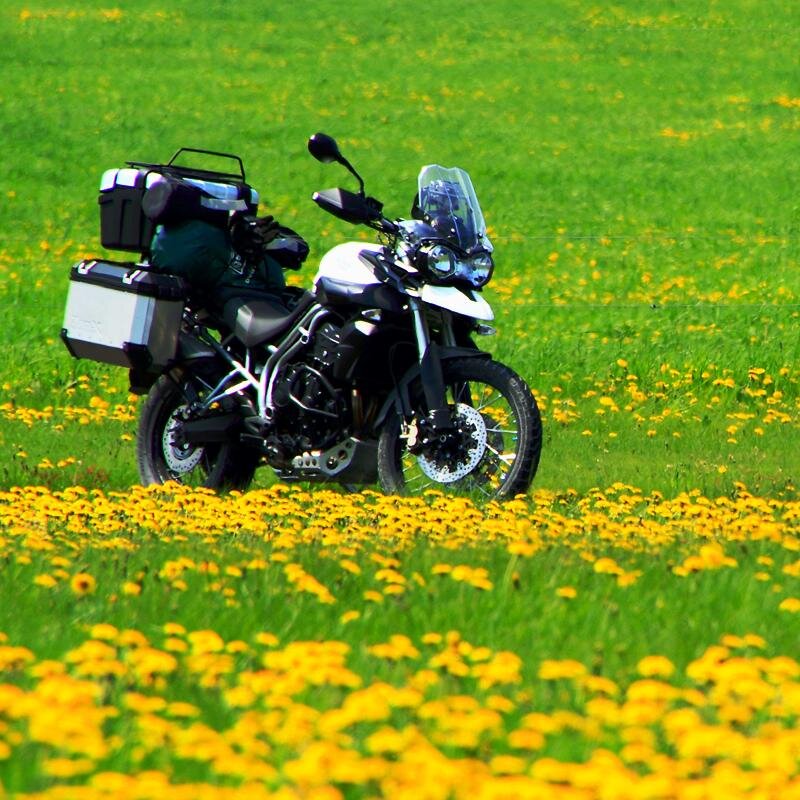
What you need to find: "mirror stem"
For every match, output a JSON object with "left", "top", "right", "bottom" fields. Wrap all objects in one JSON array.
[{"left": 340, "top": 157, "right": 365, "bottom": 196}]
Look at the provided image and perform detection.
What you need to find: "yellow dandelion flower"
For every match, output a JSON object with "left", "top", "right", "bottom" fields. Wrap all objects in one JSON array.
[
  {"left": 778, "top": 597, "right": 800, "bottom": 613},
  {"left": 165, "top": 701, "right": 200, "bottom": 718},
  {"left": 617, "top": 570, "right": 641, "bottom": 587},
  {"left": 582, "top": 675, "right": 620, "bottom": 696},
  {"left": 593, "top": 557, "right": 624, "bottom": 575},
  {"left": 89, "top": 623, "right": 119, "bottom": 641},
  {"left": 42, "top": 757, "right": 95, "bottom": 778},
  {"left": 637, "top": 655, "right": 676, "bottom": 678},
  {"left": 70, "top": 572, "right": 96, "bottom": 595},
  {"left": 0, "top": 645, "right": 35, "bottom": 670},
  {"left": 365, "top": 724, "right": 418, "bottom": 754},
  {"left": 368, "top": 635, "right": 420, "bottom": 661},
  {"left": 538, "top": 659, "right": 587, "bottom": 681},
  {"left": 508, "top": 727, "right": 545, "bottom": 750},
  {"left": 255, "top": 632, "right": 279, "bottom": 647},
  {"left": 490, "top": 754, "right": 527, "bottom": 774},
  {"left": 188, "top": 629, "right": 225, "bottom": 654},
  {"left": 743, "top": 634, "right": 767, "bottom": 649},
  {"left": 123, "top": 692, "right": 167, "bottom": 713}
]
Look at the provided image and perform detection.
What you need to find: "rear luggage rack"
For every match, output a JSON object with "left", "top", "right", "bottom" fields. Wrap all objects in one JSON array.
[
  {"left": 98, "top": 147, "right": 259, "bottom": 254},
  {"left": 128, "top": 147, "right": 248, "bottom": 184}
]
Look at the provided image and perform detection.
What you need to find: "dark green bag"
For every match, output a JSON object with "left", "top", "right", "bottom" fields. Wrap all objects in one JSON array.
[
  {"left": 150, "top": 219, "right": 286, "bottom": 307},
  {"left": 150, "top": 219, "right": 231, "bottom": 290}
]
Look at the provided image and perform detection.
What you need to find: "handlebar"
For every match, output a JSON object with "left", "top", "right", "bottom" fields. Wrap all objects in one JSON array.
[
  {"left": 313, "top": 187, "right": 401, "bottom": 236},
  {"left": 375, "top": 217, "right": 400, "bottom": 236}
]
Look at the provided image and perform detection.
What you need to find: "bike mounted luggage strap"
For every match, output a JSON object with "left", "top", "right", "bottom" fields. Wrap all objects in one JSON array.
[{"left": 127, "top": 148, "right": 247, "bottom": 184}]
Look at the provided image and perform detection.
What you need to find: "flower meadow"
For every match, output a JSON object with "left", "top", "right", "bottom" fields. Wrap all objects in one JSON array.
[
  {"left": 2, "top": 0, "right": 800, "bottom": 796},
  {"left": 1, "top": 482, "right": 799, "bottom": 798}
]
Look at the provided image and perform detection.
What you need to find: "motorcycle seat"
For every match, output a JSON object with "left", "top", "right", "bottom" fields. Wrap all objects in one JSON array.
[{"left": 224, "top": 290, "right": 317, "bottom": 347}]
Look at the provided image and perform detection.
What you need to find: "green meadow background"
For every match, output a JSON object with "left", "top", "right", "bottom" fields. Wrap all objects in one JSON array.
[{"left": 0, "top": 0, "right": 798, "bottom": 495}]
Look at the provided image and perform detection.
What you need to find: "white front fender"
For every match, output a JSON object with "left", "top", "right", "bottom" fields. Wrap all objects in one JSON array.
[{"left": 420, "top": 285, "right": 494, "bottom": 321}]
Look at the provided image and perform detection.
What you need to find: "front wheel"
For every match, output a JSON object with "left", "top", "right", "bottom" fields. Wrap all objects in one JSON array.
[
  {"left": 377, "top": 357, "right": 542, "bottom": 499},
  {"left": 137, "top": 368, "right": 260, "bottom": 491}
]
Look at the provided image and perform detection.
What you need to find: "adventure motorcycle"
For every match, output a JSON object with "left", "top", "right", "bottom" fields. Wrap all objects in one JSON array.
[{"left": 62, "top": 134, "right": 542, "bottom": 498}]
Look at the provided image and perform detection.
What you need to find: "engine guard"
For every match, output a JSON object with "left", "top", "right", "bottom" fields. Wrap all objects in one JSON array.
[{"left": 276, "top": 437, "right": 378, "bottom": 484}]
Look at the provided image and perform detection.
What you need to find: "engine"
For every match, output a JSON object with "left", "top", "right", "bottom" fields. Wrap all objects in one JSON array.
[{"left": 265, "top": 321, "right": 346, "bottom": 464}]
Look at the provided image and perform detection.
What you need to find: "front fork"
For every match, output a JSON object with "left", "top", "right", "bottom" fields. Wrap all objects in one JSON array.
[{"left": 409, "top": 297, "right": 454, "bottom": 432}]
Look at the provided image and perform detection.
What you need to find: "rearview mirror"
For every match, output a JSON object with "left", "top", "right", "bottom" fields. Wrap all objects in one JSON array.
[
  {"left": 307, "top": 131, "right": 367, "bottom": 196},
  {"left": 308, "top": 132, "right": 343, "bottom": 165}
]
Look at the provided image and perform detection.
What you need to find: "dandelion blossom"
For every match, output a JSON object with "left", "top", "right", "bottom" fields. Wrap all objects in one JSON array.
[{"left": 70, "top": 572, "right": 97, "bottom": 595}]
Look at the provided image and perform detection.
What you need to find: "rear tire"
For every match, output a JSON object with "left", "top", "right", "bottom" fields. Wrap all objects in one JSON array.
[
  {"left": 137, "top": 369, "right": 259, "bottom": 491},
  {"left": 377, "top": 357, "right": 542, "bottom": 499}
]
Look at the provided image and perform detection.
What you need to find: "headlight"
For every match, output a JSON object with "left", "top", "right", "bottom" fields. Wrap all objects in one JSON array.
[
  {"left": 468, "top": 252, "right": 494, "bottom": 287},
  {"left": 417, "top": 244, "right": 494, "bottom": 288},
  {"left": 425, "top": 244, "right": 457, "bottom": 279}
]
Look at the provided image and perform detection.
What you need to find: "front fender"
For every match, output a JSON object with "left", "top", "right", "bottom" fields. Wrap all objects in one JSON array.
[
  {"left": 421, "top": 285, "right": 494, "bottom": 321},
  {"left": 374, "top": 346, "right": 490, "bottom": 429}
]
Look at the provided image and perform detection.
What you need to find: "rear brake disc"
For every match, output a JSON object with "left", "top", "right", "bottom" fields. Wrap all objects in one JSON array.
[{"left": 163, "top": 406, "right": 205, "bottom": 474}]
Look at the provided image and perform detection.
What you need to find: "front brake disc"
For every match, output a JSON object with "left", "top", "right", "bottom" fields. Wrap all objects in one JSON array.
[{"left": 416, "top": 403, "right": 487, "bottom": 483}]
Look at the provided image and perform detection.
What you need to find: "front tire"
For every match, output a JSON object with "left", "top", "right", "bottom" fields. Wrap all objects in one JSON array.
[
  {"left": 137, "top": 369, "right": 259, "bottom": 491},
  {"left": 377, "top": 357, "right": 542, "bottom": 499}
]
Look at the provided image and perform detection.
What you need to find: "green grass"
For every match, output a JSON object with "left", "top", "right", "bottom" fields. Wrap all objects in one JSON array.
[
  {"left": 0, "top": 5, "right": 798, "bottom": 791},
  {"left": 1, "top": 0, "right": 797, "bottom": 496}
]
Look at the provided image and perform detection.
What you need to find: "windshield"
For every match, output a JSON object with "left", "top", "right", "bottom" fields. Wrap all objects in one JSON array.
[{"left": 415, "top": 165, "right": 492, "bottom": 253}]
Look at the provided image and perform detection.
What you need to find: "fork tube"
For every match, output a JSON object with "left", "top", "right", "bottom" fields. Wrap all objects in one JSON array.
[
  {"left": 440, "top": 311, "right": 457, "bottom": 347},
  {"left": 409, "top": 297, "right": 432, "bottom": 363},
  {"left": 409, "top": 298, "right": 452, "bottom": 430}
]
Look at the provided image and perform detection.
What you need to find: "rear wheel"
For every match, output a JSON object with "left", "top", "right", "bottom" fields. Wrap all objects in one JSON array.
[
  {"left": 137, "top": 369, "right": 259, "bottom": 490},
  {"left": 377, "top": 357, "right": 542, "bottom": 499}
]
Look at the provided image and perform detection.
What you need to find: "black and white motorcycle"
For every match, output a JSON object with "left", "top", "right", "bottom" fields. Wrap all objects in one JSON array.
[{"left": 64, "top": 133, "right": 543, "bottom": 498}]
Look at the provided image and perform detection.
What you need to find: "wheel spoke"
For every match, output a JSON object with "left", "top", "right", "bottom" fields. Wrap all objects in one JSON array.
[
  {"left": 475, "top": 395, "right": 502, "bottom": 413},
  {"left": 470, "top": 481, "right": 493, "bottom": 498},
  {"left": 485, "top": 443, "right": 517, "bottom": 465},
  {"left": 403, "top": 469, "right": 434, "bottom": 491}
]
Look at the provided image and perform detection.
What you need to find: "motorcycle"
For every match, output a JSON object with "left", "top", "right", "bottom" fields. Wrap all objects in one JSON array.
[{"left": 64, "top": 134, "right": 543, "bottom": 498}]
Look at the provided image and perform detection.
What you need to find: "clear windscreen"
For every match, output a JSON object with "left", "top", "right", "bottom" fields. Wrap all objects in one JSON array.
[{"left": 416, "top": 165, "right": 492, "bottom": 252}]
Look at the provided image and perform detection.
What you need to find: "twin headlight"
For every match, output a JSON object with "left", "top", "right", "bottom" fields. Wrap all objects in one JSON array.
[{"left": 417, "top": 244, "right": 494, "bottom": 288}]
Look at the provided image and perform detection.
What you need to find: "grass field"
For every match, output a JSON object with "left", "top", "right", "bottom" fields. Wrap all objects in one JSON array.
[{"left": 0, "top": 1, "right": 798, "bottom": 797}]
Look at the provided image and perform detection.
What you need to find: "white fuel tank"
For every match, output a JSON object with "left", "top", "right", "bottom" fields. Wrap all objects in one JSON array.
[{"left": 314, "top": 242, "right": 384, "bottom": 288}]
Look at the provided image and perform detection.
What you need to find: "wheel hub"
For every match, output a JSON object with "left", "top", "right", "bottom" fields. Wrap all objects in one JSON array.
[
  {"left": 163, "top": 406, "right": 204, "bottom": 474},
  {"left": 416, "top": 403, "right": 487, "bottom": 483}
]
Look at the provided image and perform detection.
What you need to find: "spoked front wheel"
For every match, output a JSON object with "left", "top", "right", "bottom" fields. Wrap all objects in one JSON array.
[{"left": 377, "top": 357, "right": 542, "bottom": 499}]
